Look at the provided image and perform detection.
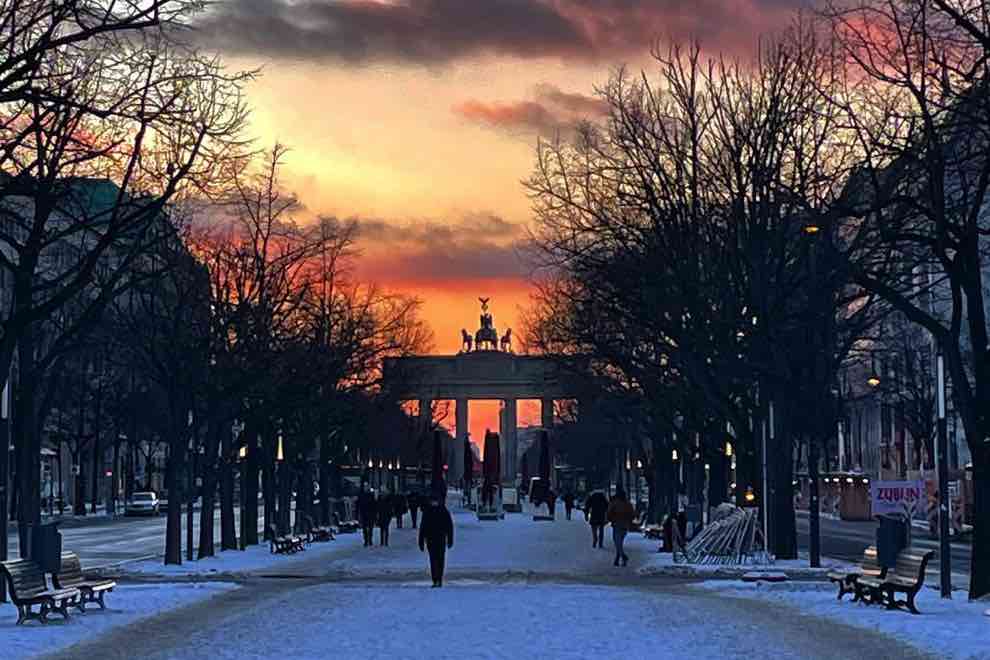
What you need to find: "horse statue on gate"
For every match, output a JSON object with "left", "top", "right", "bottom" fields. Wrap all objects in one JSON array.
[
  {"left": 461, "top": 328, "right": 473, "bottom": 353},
  {"left": 500, "top": 328, "right": 512, "bottom": 353}
]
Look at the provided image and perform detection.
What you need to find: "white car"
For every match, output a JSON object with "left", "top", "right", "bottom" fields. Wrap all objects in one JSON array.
[{"left": 126, "top": 491, "right": 160, "bottom": 516}]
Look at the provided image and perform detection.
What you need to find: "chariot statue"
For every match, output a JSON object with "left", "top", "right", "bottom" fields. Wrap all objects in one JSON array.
[{"left": 475, "top": 297, "right": 499, "bottom": 351}]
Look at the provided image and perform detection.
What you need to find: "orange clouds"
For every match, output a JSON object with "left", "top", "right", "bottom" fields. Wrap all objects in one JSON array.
[{"left": 453, "top": 83, "right": 608, "bottom": 137}]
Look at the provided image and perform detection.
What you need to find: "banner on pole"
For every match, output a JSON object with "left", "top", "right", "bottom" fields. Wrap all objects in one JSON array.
[{"left": 870, "top": 480, "right": 924, "bottom": 517}]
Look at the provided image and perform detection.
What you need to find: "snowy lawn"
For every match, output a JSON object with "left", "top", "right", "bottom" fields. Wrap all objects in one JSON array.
[
  {"left": 696, "top": 580, "right": 990, "bottom": 659},
  {"left": 0, "top": 582, "right": 237, "bottom": 659},
  {"left": 120, "top": 532, "right": 365, "bottom": 577}
]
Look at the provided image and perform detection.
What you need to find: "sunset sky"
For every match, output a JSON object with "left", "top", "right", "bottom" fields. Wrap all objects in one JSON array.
[{"left": 193, "top": 0, "right": 808, "bottom": 440}]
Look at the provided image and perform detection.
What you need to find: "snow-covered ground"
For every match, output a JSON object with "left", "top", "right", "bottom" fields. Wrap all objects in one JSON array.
[
  {"left": 14, "top": 499, "right": 963, "bottom": 660},
  {"left": 120, "top": 531, "right": 365, "bottom": 577},
  {"left": 161, "top": 581, "right": 883, "bottom": 660},
  {"left": 697, "top": 580, "right": 990, "bottom": 660},
  {"left": 637, "top": 547, "right": 854, "bottom": 579},
  {"left": 1, "top": 582, "right": 236, "bottom": 659}
]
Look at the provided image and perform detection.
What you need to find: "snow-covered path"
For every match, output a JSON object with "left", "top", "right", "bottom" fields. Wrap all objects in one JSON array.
[{"left": 38, "top": 503, "right": 936, "bottom": 660}]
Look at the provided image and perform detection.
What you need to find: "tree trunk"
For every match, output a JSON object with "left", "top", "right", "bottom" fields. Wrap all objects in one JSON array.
[
  {"left": 707, "top": 451, "right": 727, "bottom": 511},
  {"left": 164, "top": 447, "right": 182, "bottom": 565},
  {"left": 276, "top": 462, "right": 290, "bottom": 535},
  {"left": 220, "top": 456, "right": 236, "bottom": 550},
  {"left": 14, "top": 333, "right": 41, "bottom": 558},
  {"left": 772, "top": 437, "right": 798, "bottom": 560},
  {"left": 220, "top": 423, "right": 237, "bottom": 551},
  {"left": 263, "top": 454, "right": 275, "bottom": 540},
  {"left": 198, "top": 464, "right": 217, "bottom": 559},
  {"left": 90, "top": 431, "right": 99, "bottom": 514},
  {"left": 241, "top": 432, "right": 259, "bottom": 547},
  {"left": 970, "top": 445, "right": 989, "bottom": 600},
  {"left": 319, "top": 458, "right": 331, "bottom": 526}
]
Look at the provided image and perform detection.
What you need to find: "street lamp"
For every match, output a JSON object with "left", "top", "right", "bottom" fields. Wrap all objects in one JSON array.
[{"left": 936, "top": 351, "right": 951, "bottom": 598}]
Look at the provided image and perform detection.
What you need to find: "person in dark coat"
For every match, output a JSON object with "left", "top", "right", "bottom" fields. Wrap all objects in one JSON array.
[
  {"left": 393, "top": 492, "right": 408, "bottom": 529},
  {"left": 377, "top": 492, "right": 393, "bottom": 546},
  {"left": 419, "top": 489, "right": 454, "bottom": 587},
  {"left": 606, "top": 488, "right": 635, "bottom": 567},
  {"left": 562, "top": 492, "right": 575, "bottom": 520},
  {"left": 585, "top": 489, "right": 609, "bottom": 548},
  {"left": 408, "top": 492, "right": 420, "bottom": 529},
  {"left": 357, "top": 487, "right": 377, "bottom": 547}
]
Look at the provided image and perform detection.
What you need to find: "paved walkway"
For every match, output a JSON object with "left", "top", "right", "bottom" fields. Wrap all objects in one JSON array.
[{"left": 40, "top": 505, "right": 935, "bottom": 660}]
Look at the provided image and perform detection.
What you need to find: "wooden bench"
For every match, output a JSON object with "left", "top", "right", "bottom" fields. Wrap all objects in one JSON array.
[
  {"left": 268, "top": 526, "right": 305, "bottom": 554},
  {"left": 0, "top": 559, "right": 80, "bottom": 625},
  {"left": 53, "top": 552, "right": 116, "bottom": 612},
  {"left": 856, "top": 548, "right": 934, "bottom": 614},
  {"left": 302, "top": 514, "right": 335, "bottom": 543},
  {"left": 827, "top": 545, "right": 885, "bottom": 601}
]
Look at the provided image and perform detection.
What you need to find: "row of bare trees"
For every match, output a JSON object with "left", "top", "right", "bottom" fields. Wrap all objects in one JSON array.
[
  {"left": 0, "top": 2, "right": 431, "bottom": 566},
  {"left": 525, "top": 0, "right": 990, "bottom": 599}
]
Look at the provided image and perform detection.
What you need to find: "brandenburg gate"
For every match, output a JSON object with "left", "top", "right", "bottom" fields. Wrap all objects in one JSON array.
[{"left": 382, "top": 299, "right": 581, "bottom": 484}]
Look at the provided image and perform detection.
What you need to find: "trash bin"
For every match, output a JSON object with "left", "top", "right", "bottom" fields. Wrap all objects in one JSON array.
[
  {"left": 876, "top": 514, "right": 908, "bottom": 569},
  {"left": 31, "top": 523, "right": 63, "bottom": 574}
]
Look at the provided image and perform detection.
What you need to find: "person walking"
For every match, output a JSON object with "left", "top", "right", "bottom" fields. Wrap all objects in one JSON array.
[
  {"left": 408, "top": 492, "right": 420, "bottom": 529},
  {"left": 562, "top": 492, "right": 575, "bottom": 520},
  {"left": 585, "top": 489, "right": 609, "bottom": 548},
  {"left": 607, "top": 488, "right": 635, "bottom": 567},
  {"left": 357, "top": 487, "right": 377, "bottom": 548},
  {"left": 377, "top": 491, "right": 393, "bottom": 546},
  {"left": 419, "top": 488, "right": 454, "bottom": 587},
  {"left": 393, "top": 492, "right": 408, "bottom": 529}
]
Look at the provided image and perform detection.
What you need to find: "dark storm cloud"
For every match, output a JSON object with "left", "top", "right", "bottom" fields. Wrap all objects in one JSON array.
[
  {"left": 195, "top": 0, "right": 587, "bottom": 63},
  {"left": 349, "top": 213, "right": 527, "bottom": 282},
  {"left": 194, "top": 0, "right": 808, "bottom": 64}
]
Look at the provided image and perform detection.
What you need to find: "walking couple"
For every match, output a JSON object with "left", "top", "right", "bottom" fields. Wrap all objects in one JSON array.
[{"left": 585, "top": 488, "right": 635, "bottom": 567}]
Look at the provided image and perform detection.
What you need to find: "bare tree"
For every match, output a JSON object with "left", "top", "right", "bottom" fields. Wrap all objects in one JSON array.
[{"left": 825, "top": 0, "right": 990, "bottom": 599}]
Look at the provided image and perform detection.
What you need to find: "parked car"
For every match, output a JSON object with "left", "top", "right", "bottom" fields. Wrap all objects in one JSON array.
[{"left": 125, "top": 491, "right": 160, "bottom": 516}]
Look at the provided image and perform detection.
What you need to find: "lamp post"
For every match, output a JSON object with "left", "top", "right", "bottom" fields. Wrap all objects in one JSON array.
[
  {"left": 764, "top": 400, "right": 774, "bottom": 558},
  {"left": 0, "top": 378, "right": 9, "bottom": 602},
  {"left": 186, "top": 410, "right": 195, "bottom": 562},
  {"left": 936, "top": 351, "right": 951, "bottom": 598}
]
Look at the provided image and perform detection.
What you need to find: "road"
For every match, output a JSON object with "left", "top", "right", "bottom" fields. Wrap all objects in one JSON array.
[
  {"left": 4, "top": 505, "right": 975, "bottom": 588},
  {"left": 796, "top": 512, "right": 972, "bottom": 589},
  {"left": 5, "top": 508, "right": 264, "bottom": 569}
]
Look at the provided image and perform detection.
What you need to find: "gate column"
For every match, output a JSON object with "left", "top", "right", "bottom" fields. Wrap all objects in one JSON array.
[
  {"left": 500, "top": 399, "right": 517, "bottom": 484},
  {"left": 541, "top": 398, "right": 554, "bottom": 431},
  {"left": 454, "top": 398, "right": 469, "bottom": 486}
]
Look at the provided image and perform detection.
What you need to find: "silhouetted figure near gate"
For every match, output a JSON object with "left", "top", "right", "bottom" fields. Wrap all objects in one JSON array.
[
  {"left": 585, "top": 489, "right": 609, "bottom": 548},
  {"left": 408, "top": 492, "right": 420, "bottom": 528},
  {"left": 377, "top": 492, "right": 393, "bottom": 546},
  {"left": 563, "top": 492, "right": 575, "bottom": 520},
  {"left": 357, "top": 487, "right": 377, "bottom": 547},
  {"left": 419, "top": 489, "right": 454, "bottom": 587},
  {"left": 393, "top": 492, "right": 408, "bottom": 529}
]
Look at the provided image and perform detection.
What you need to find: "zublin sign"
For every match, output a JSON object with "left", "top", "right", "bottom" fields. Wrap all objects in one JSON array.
[{"left": 870, "top": 480, "right": 924, "bottom": 517}]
